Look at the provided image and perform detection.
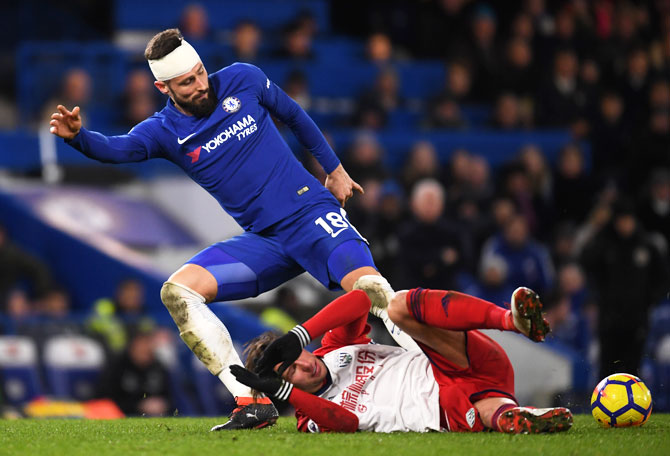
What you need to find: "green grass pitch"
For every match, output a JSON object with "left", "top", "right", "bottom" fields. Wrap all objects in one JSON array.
[{"left": 1, "top": 414, "right": 668, "bottom": 456}]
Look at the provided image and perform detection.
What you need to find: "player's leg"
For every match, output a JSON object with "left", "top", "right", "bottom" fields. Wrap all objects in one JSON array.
[
  {"left": 388, "top": 287, "right": 550, "bottom": 342},
  {"left": 162, "top": 234, "right": 302, "bottom": 430},
  {"left": 279, "top": 203, "right": 420, "bottom": 350},
  {"left": 328, "top": 243, "right": 420, "bottom": 351}
]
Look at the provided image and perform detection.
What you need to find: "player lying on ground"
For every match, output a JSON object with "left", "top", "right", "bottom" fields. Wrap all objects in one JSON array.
[
  {"left": 49, "top": 29, "right": 416, "bottom": 429},
  {"left": 231, "top": 284, "right": 573, "bottom": 433}
]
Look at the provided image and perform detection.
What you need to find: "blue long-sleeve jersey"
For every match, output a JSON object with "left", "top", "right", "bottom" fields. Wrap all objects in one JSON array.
[{"left": 67, "top": 63, "right": 341, "bottom": 232}]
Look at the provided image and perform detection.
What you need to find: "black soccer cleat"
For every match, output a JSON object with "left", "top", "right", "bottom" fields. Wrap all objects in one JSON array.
[{"left": 210, "top": 402, "right": 279, "bottom": 431}]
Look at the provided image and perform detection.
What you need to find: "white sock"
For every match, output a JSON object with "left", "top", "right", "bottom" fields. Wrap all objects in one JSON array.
[
  {"left": 161, "top": 282, "right": 254, "bottom": 398},
  {"left": 377, "top": 308, "right": 421, "bottom": 351}
]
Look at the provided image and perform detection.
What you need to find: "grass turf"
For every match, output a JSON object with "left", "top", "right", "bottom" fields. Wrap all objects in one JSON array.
[{"left": 1, "top": 414, "right": 668, "bottom": 456}]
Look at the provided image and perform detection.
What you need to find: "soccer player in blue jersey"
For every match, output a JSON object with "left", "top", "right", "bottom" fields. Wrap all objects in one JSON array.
[{"left": 49, "top": 29, "right": 416, "bottom": 430}]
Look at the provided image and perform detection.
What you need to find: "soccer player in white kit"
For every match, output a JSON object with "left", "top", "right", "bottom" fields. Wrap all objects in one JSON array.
[{"left": 231, "top": 283, "right": 573, "bottom": 433}]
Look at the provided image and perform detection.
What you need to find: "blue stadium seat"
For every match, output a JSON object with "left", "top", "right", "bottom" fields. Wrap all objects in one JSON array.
[
  {"left": 17, "top": 42, "right": 130, "bottom": 128},
  {"left": 114, "top": 0, "right": 330, "bottom": 33},
  {"left": 42, "top": 335, "right": 105, "bottom": 401},
  {"left": 0, "top": 336, "right": 44, "bottom": 407}
]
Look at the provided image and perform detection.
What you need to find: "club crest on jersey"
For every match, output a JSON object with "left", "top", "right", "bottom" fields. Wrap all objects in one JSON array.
[
  {"left": 222, "top": 96, "right": 241, "bottom": 113},
  {"left": 337, "top": 352, "right": 353, "bottom": 368}
]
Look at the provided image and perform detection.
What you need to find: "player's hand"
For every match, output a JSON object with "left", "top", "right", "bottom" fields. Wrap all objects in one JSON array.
[
  {"left": 49, "top": 105, "right": 82, "bottom": 140},
  {"left": 325, "top": 164, "right": 364, "bottom": 207},
  {"left": 255, "top": 331, "right": 303, "bottom": 377},
  {"left": 229, "top": 365, "right": 293, "bottom": 401}
]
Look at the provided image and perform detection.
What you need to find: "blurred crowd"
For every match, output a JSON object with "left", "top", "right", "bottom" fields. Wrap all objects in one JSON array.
[{"left": 1, "top": 0, "right": 669, "bottom": 413}]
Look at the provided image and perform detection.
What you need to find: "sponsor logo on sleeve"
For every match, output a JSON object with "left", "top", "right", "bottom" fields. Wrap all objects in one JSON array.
[{"left": 466, "top": 407, "right": 476, "bottom": 428}]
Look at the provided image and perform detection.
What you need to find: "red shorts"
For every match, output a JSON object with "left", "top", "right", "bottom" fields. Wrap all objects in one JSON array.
[{"left": 418, "top": 330, "right": 517, "bottom": 432}]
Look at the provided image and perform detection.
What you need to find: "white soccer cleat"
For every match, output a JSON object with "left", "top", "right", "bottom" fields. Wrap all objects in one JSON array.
[
  {"left": 353, "top": 275, "right": 395, "bottom": 318},
  {"left": 510, "top": 287, "right": 550, "bottom": 342}
]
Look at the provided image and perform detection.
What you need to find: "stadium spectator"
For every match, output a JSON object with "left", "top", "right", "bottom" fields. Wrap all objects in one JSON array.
[
  {"left": 462, "top": 254, "right": 515, "bottom": 308},
  {"left": 619, "top": 47, "right": 652, "bottom": 132},
  {"left": 637, "top": 169, "right": 670, "bottom": 252},
  {"left": 234, "top": 286, "right": 572, "bottom": 434},
  {"left": 274, "top": 21, "right": 314, "bottom": 61},
  {"left": 581, "top": 198, "right": 670, "bottom": 379},
  {"left": 552, "top": 143, "right": 593, "bottom": 225},
  {"left": 396, "top": 179, "right": 468, "bottom": 290},
  {"left": 443, "top": 148, "right": 473, "bottom": 204},
  {"left": 589, "top": 90, "right": 630, "bottom": 184},
  {"left": 366, "top": 32, "right": 394, "bottom": 64},
  {"left": 17, "top": 287, "right": 82, "bottom": 350},
  {"left": 423, "top": 94, "right": 466, "bottom": 130},
  {"left": 87, "top": 278, "right": 156, "bottom": 355},
  {"left": 231, "top": 20, "right": 263, "bottom": 63},
  {"left": 282, "top": 69, "right": 311, "bottom": 111},
  {"left": 522, "top": 0, "right": 554, "bottom": 40},
  {"left": 458, "top": 154, "right": 494, "bottom": 214},
  {"left": 178, "top": 3, "right": 211, "bottom": 43},
  {"left": 535, "top": 48, "right": 586, "bottom": 128},
  {"left": 500, "top": 163, "right": 552, "bottom": 237},
  {"left": 437, "top": 59, "right": 474, "bottom": 104},
  {"left": 489, "top": 92, "right": 525, "bottom": 130},
  {"left": 2, "top": 289, "right": 33, "bottom": 334},
  {"left": 40, "top": 68, "right": 92, "bottom": 129},
  {"left": 497, "top": 37, "right": 537, "bottom": 98},
  {"left": 480, "top": 213, "right": 554, "bottom": 296},
  {"left": 518, "top": 144, "right": 552, "bottom": 204},
  {"left": 97, "top": 326, "right": 174, "bottom": 417},
  {"left": 509, "top": 12, "right": 536, "bottom": 43},
  {"left": 399, "top": 140, "right": 441, "bottom": 194},
  {"left": 467, "top": 4, "right": 500, "bottom": 103},
  {"left": 118, "top": 69, "right": 160, "bottom": 129},
  {"left": 352, "top": 67, "right": 405, "bottom": 130},
  {"left": 630, "top": 87, "right": 670, "bottom": 190},
  {"left": 341, "top": 132, "right": 389, "bottom": 183},
  {"left": 365, "top": 180, "right": 406, "bottom": 285}
]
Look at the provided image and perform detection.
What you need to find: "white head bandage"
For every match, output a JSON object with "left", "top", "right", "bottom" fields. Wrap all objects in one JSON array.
[{"left": 148, "top": 39, "right": 201, "bottom": 81}]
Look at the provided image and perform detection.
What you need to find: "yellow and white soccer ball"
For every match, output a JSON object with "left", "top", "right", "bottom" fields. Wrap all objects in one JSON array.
[{"left": 591, "top": 373, "right": 652, "bottom": 428}]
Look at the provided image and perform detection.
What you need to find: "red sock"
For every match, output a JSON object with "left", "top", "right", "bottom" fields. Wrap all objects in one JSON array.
[
  {"left": 236, "top": 396, "right": 272, "bottom": 406},
  {"left": 405, "top": 288, "right": 515, "bottom": 331},
  {"left": 491, "top": 403, "right": 517, "bottom": 432}
]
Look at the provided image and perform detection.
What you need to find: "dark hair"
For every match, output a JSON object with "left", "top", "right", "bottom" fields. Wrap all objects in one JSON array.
[
  {"left": 243, "top": 331, "right": 282, "bottom": 399},
  {"left": 144, "top": 28, "right": 183, "bottom": 60}
]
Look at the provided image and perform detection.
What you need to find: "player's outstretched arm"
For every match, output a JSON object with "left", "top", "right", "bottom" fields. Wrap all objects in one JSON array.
[
  {"left": 255, "top": 290, "right": 371, "bottom": 375},
  {"left": 325, "top": 164, "right": 364, "bottom": 207},
  {"left": 49, "top": 105, "right": 82, "bottom": 140},
  {"left": 48, "top": 104, "right": 156, "bottom": 164},
  {"left": 230, "top": 365, "right": 358, "bottom": 433}
]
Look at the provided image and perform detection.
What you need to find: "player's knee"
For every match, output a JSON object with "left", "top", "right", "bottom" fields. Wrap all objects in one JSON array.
[
  {"left": 160, "top": 282, "right": 183, "bottom": 313},
  {"left": 388, "top": 290, "right": 410, "bottom": 325}
]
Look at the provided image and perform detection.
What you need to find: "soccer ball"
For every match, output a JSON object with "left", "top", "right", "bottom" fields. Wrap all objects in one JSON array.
[{"left": 591, "top": 373, "right": 652, "bottom": 428}]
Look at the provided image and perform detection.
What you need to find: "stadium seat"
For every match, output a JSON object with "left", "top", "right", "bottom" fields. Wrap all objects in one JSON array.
[
  {"left": 43, "top": 335, "right": 105, "bottom": 401},
  {"left": 0, "top": 336, "right": 44, "bottom": 407}
]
